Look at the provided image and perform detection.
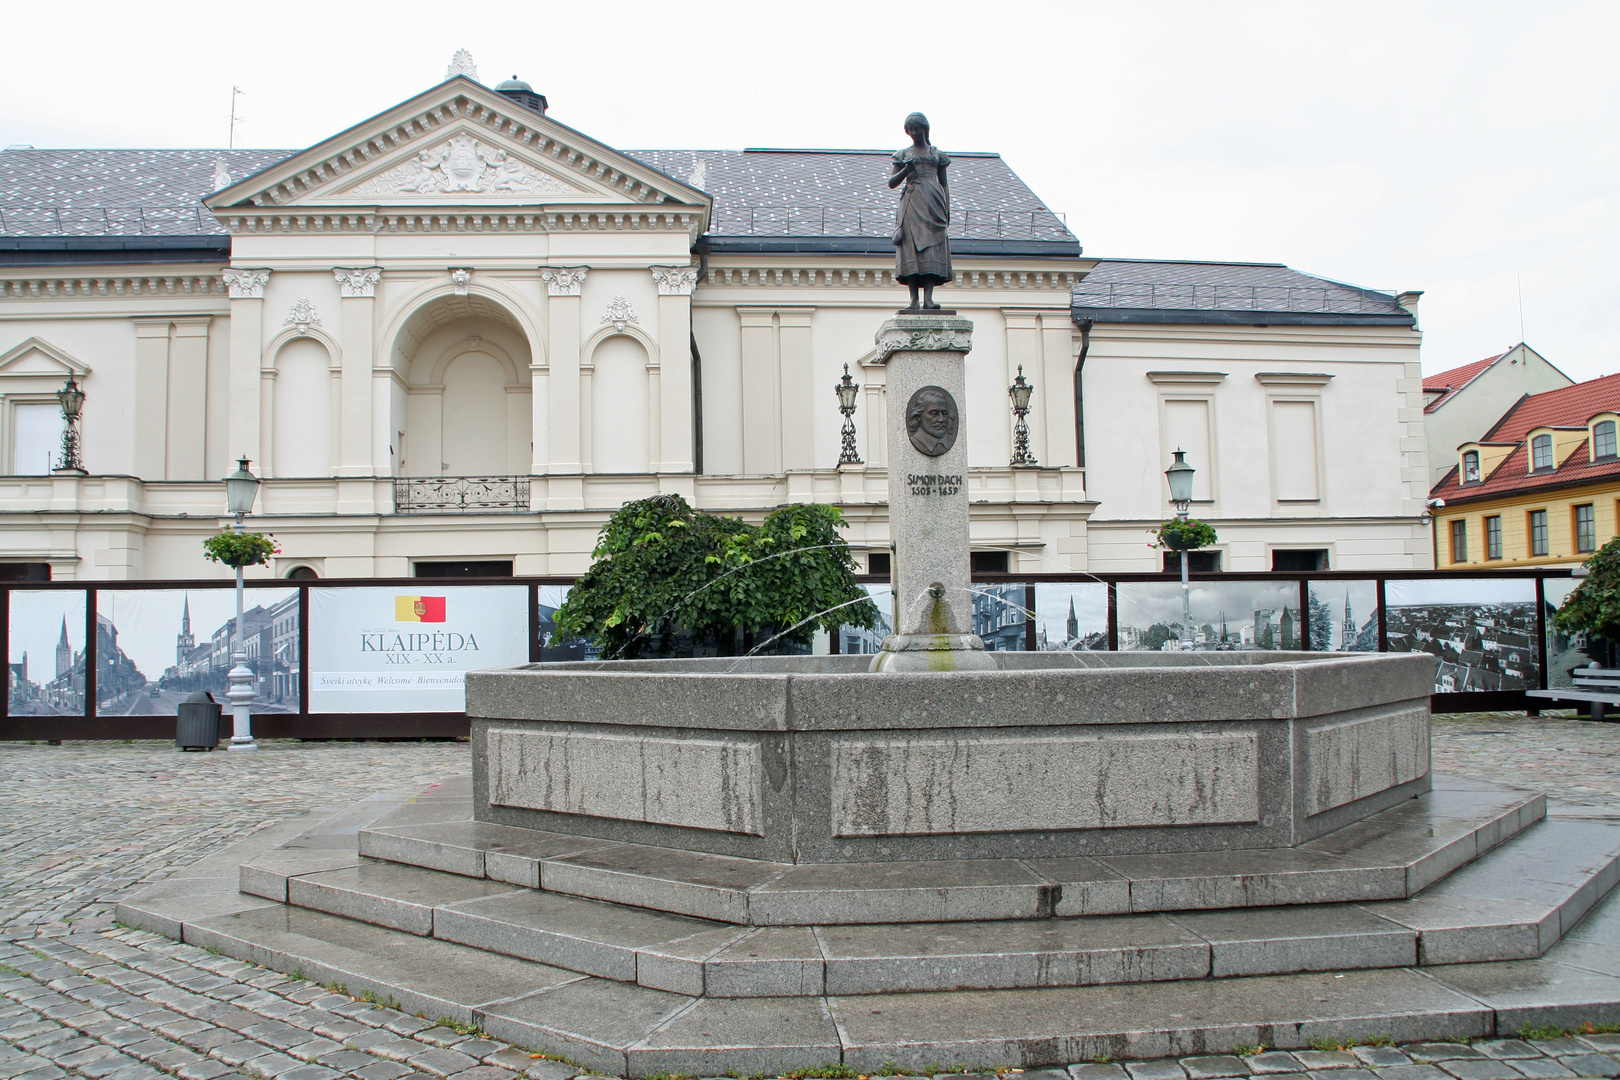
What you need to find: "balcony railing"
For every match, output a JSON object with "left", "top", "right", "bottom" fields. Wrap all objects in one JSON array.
[{"left": 393, "top": 476, "right": 531, "bottom": 514}]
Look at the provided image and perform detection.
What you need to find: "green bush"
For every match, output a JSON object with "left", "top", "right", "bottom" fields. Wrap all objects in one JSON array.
[
  {"left": 1553, "top": 535, "right": 1620, "bottom": 642},
  {"left": 555, "top": 494, "right": 879, "bottom": 659}
]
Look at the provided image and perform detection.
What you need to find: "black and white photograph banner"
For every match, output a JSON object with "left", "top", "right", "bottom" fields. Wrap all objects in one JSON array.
[{"left": 1384, "top": 577, "right": 1539, "bottom": 692}]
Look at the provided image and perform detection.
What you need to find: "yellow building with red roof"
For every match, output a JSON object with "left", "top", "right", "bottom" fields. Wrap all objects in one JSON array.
[{"left": 1432, "top": 371, "right": 1620, "bottom": 568}]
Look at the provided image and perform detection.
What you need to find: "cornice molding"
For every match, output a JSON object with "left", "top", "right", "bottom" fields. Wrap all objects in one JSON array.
[
  {"left": 0, "top": 274, "right": 229, "bottom": 298},
  {"left": 212, "top": 209, "right": 702, "bottom": 240},
  {"left": 1146, "top": 370, "right": 1228, "bottom": 385},
  {"left": 699, "top": 266, "right": 1080, "bottom": 289},
  {"left": 1255, "top": 372, "right": 1334, "bottom": 386}
]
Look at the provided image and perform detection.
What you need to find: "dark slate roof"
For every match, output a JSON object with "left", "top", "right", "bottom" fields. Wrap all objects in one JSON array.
[
  {"left": 0, "top": 147, "right": 291, "bottom": 265},
  {"left": 1072, "top": 259, "right": 1414, "bottom": 327},
  {"left": 625, "top": 148, "right": 1079, "bottom": 257},
  {"left": 0, "top": 144, "right": 1077, "bottom": 263}
]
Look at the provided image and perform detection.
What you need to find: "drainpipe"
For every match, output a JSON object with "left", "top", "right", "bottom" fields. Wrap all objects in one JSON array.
[{"left": 1074, "top": 319, "right": 1093, "bottom": 468}]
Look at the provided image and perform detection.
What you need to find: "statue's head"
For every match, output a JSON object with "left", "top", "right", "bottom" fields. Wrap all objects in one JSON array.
[
  {"left": 907, "top": 388, "right": 952, "bottom": 439},
  {"left": 904, "top": 112, "right": 930, "bottom": 143}
]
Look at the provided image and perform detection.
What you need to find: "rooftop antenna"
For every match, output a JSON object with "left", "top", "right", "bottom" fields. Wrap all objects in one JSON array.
[
  {"left": 1516, "top": 270, "right": 1526, "bottom": 344},
  {"left": 227, "top": 86, "right": 245, "bottom": 149}
]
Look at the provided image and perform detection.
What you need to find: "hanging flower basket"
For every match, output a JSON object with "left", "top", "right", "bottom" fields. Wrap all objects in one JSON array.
[
  {"left": 1153, "top": 518, "right": 1218, "bottom": 551},
  {"left": 203, "top": 531, "right": 280, "bottom": 569}
]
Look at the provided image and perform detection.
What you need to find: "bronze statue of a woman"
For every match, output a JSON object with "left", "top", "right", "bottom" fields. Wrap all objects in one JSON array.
[{"left": 890, "top": 112, "right": 952, "bottom": 312}]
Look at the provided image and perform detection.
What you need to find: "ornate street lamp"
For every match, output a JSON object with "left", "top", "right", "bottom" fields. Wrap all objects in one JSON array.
[
  {"left": 1009, "top": 365, "right": 1037, "bottom": 466},
  {"left": 54, "top": 375, "right": 86, "bottom": 474},
  {"left": 224, "top": 456, "right": 261, "bottom": 751},
  {"left": 1165, "top": 449, "right": 1196, "bottom": 651},
  {"left": 835, "top": 363, "right": 862, "bottom": 465}
]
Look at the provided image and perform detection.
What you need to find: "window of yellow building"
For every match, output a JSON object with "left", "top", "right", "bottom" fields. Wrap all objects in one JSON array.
[
  {"left": 1462, "top": 450, "right": 1481, "bottom": 484},
  {"left": 1450, "top": 519, "right": 1468, "bottom": 563},
  {"left": 1532, "top": 434, "right": 1554, "bottom": 471},
  {"left": 1576, "top": 503, "right": 1596, "bottom": 553},
  {"left": 1485, "top": 515, "right": 1502, "bottom": 559},
  {"left": 1529, "top": 509, "right": 1549, "bottom": 556},
  {"left": 1596, "top": 420, "right": 1617, "bottom": 461}
]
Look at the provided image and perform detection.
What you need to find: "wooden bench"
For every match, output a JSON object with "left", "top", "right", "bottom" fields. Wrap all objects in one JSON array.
[{"left": 1527, "top": 664, "right": 1620, "bottom": 721}]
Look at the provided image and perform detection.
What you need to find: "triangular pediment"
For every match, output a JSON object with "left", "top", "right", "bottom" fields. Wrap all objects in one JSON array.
[
  {"left": 0, "top": 337, "right": 91, "bottom": 379},
  {"left": 206, "top": 76, "right": 710, "bottom": 216}
]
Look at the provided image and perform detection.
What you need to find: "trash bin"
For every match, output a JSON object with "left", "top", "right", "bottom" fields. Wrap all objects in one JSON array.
[{"left": 176, "top": 691, "right": 222, "bottom": 751}]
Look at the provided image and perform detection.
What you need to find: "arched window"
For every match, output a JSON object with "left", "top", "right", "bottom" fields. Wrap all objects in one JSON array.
[
  {"left": 1462, "top": 450, "right": 1480, "bottom": 483},
  {"left": 1531, "top": 433, "right": 1554, "bottom": 471},
  {"left": 1595, "top": 420, "right": 1617, "bottom": 461},
  {"left": 285, "top": 566, "right": 318, "bottom": 580}
]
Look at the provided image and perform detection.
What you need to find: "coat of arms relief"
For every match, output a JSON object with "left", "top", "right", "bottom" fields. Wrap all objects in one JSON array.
[{"left": 350, "top": 134, "right": 575, "bottom": 196}]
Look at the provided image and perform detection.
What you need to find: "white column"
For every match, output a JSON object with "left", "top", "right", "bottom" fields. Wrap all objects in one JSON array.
[
  {"left": 334, "top": 268, "right": 382, "bottom": 476},
  {"left": 778, "top": 308, "right": 815, "bottom": 471},
  {"left": 541, "top": 268, "right": 587, "bottom": 473},
  {"left": 167, "top": 317, "right": 212, "bottom": 480},
  {"left": 651, "top": 266, "right": 698, "bottom": 472},
  {"left": 222, "top": 269, "right": 270, "bottom": 467},
  {"left": 130, "top": 318, "right": 171, "bottom": 481}
]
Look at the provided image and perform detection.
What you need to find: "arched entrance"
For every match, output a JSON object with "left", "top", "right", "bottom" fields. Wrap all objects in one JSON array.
[{"left": 390, "top": 294, "right": 533, "bottom": 478}]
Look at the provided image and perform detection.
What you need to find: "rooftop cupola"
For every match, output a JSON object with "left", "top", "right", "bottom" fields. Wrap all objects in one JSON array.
[{"left": 496, "top": 75, "right": 547, "bottom": 116}]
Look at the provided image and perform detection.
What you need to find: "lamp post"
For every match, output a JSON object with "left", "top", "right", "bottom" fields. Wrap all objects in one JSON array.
[
  {"left": 54, "top": 375, "right": 86, "bottom": 474},
  {"left": 1165, "top": 448, "right": 1196, "bottom": 651},
  {"left": 224, "top": 456, "right": 260, "bottom": 751},
  {"left": 835, "top": 363, "right": 862, "bottom": 465},
  {"left": 1009, "top": 365, "right": 1037, "bottom": 466}
]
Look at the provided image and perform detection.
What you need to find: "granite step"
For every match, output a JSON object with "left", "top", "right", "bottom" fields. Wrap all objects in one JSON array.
[
  {"left": 238, "top": 814, "right": 1620, "bottom": 997},
  {"left": 351, "top": 776, "right": 1546, "bottom": 925},
  {"left": 121, "top": 885, "right": 1620, "bottom": 1077}
]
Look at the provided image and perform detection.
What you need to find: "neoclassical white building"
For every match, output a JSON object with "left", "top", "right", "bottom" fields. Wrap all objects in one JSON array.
[{"left": 0, "top": 69, "right": 1433, "bottom": 580}]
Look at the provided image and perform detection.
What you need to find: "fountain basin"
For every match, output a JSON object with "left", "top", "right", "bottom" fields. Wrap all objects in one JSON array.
[{"left": 465, "top": 651, "right": 1435, "bottom": 864}]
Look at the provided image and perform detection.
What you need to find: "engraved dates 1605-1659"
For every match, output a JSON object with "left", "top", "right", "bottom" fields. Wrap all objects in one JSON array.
[
  {"left": 905, "top": 385, "right": 959, "bottom": 456},
  {"left": 907, "top": 472, "right": 963, "bottom": 496}
]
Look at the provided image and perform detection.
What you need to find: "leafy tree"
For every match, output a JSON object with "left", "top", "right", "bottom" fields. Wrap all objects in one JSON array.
[
  {"left": 1553, "top": 536, "right": 1620, "bottom": 643},
  {"left": 1308, "top": 592, "right": 1332, "bottom": 651},
  {"left": 555, "top": 494, "right": 879, "bottom": 659}
]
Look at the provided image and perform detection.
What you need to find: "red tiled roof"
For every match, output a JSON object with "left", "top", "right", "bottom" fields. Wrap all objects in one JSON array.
[
  {"left": 1435, "top": 438, "right": 1620, "bottom": 504},
  {"left": 1484, "top": 371, "right": 1620, "bottom": 442},
  {"left": 1423, "top": 352, "right": 1506, "bottom": 413},
  {"left": 1431, "top": 372, "right": 1620, "bottom": 504}
]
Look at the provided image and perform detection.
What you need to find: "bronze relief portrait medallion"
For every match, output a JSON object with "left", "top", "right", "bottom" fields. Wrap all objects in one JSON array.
[{"left": 905, "top": 385, "right": 959, "bottom": 456}]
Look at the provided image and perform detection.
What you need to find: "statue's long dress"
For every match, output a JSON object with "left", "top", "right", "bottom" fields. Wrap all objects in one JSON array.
[{"left": 892, "top": 147, "right": 953, "bottom": 286}]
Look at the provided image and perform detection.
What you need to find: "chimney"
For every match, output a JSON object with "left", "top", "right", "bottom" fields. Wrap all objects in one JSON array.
[
  {"left": 495, "top": 76, "right": 548, "bottom": 117},
  {"left": 1395, "top": 290, "right": 1423, "bottom": 329}
]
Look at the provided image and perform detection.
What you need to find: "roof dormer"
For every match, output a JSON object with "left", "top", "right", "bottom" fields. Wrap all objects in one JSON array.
[
  {"left": 1457, "top": 441, "right": 1513, "bottom": 486},
  {"left": 1590, "top": 413, "right": 1620, "bottom": 463}
]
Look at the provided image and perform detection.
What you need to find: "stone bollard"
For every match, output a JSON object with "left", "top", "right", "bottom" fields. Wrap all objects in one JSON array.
[{"left": 870, "top": 312, "right": 996, "bottom": 672}]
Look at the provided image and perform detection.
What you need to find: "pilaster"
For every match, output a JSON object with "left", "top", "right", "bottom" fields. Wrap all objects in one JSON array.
[
  {"left": 651, "top": 266, "right": 698, "bottom": 473},
  {"left": 223, "top": 269, "right": 270, "bottom": 467},
  {"left": 166, "top": 317, "right": 212, "bottom": 480},
  {"left": 335, "top": 268, "right": 381, "bottom": 478},
  {"left": 738, "top": 307, "right": 777, "bottom": 474},
  {"left": 541, "top": 268, "right": 587, "bottom": 505},
  {"left": 130, "top": 318, "right": 171, "bottom": 481},
  {"left": 777, "top": 308, "right": 815, "bottom": 471},
  {"left": 1040, "top": 312, "right": 1077, "bottom": 468}
]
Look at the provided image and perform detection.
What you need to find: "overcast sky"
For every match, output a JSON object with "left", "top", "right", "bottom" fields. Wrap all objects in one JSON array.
[{"left": 3, "top": 0, "right": 1615, "bottom": 380}]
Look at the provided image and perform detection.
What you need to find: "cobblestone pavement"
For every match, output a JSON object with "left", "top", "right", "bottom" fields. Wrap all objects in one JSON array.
[
  {"left": 2, "top": 735, "right": 1619, "bottom": 1080},
  {"left": 1433, "top": 712, "right": 1620, "bottom": 809}
]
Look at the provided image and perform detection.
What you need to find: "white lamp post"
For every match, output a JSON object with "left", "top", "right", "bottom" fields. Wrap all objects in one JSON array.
[
  {"left": 224, "top": 456, "right": 260, "bottom": 751},
  {"left": 1165, "top": 449, "right": 1196, "bottom": 651}
]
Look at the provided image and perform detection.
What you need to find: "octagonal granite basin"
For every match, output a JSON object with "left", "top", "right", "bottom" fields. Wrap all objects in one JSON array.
[{"left": 464, "top": 651, "right": 1436, "bottom": 864}]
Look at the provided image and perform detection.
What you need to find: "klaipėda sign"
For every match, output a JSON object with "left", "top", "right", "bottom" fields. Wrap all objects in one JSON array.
[{"left": 308, "top": 585, "right": 528, "bottom": 712}]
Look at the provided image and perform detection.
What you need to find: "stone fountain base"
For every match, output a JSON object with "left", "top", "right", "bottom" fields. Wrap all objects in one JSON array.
[{"left": 465, "top": 651, "right": 1434, "bottom": 866}]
